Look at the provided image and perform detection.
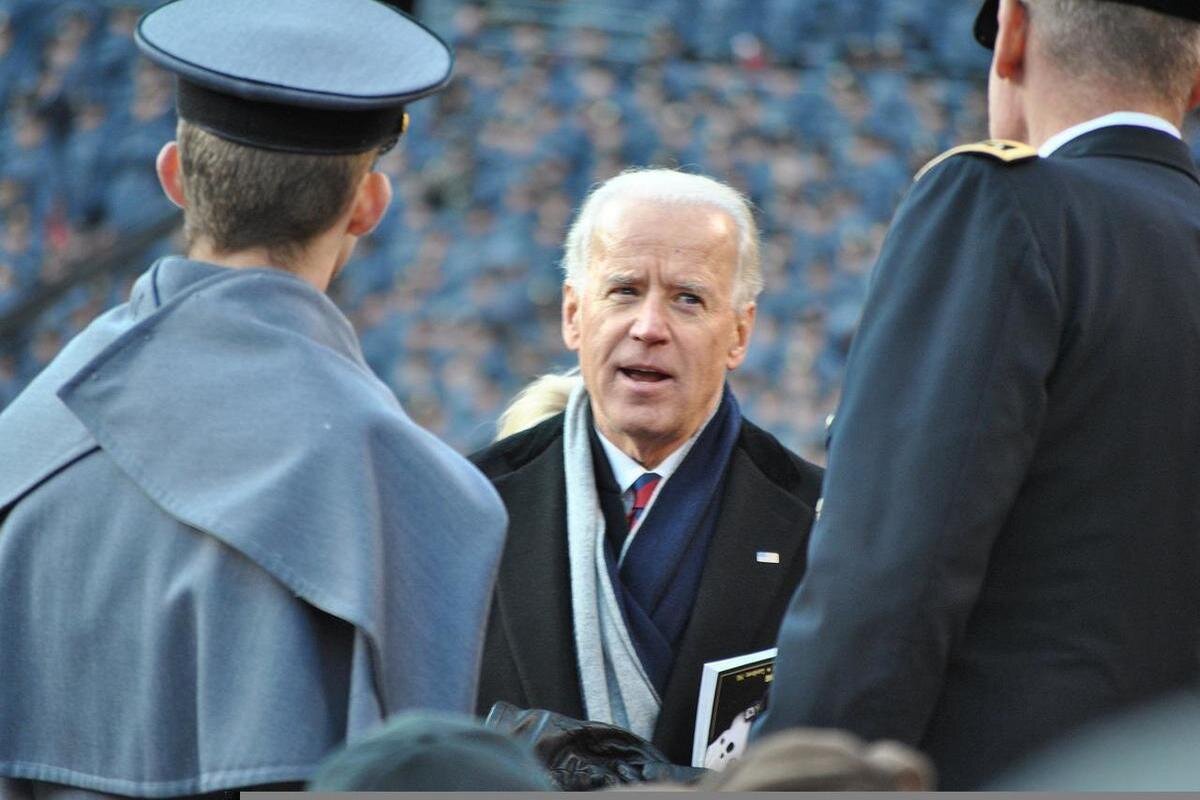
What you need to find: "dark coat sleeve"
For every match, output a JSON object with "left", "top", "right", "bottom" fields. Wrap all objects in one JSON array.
[
  {"left": 469, "top": 415, "right": 587, "bottom": 721},
  {"left": 761, "top": 155, "right": 1063, "bottom": 744}
]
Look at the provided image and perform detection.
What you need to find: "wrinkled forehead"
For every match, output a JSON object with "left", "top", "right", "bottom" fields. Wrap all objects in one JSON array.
[{"left": 588, "top": 196, "right": 739, "bottom": 274}]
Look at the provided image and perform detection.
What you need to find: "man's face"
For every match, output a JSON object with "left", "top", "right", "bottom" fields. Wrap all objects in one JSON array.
[{"left": 562, "top": 198, "right": 755, "bottom": 467}]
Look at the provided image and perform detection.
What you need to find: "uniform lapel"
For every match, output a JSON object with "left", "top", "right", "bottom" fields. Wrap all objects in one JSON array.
[
  {"left": 651, "top": 438, "right": 815, "bottom": 763},
  {"left": 490, "top": 440, "right": 585, "bottom": 718}
]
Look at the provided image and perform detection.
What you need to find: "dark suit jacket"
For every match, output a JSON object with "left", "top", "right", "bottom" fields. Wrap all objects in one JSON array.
[
  {"left": 762, "top": 126, "right": 1200, "bottom": 788},
  {"left": 471, "top": 412, "right": 823, "bottom": 765}
]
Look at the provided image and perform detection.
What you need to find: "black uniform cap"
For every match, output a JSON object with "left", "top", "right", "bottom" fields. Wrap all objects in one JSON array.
[
  {"left": 135, "top": 0, "right": 453, "bottom": 154},
  {"left": 976, "top": 0, "right": 1200, "bottom": 48}
]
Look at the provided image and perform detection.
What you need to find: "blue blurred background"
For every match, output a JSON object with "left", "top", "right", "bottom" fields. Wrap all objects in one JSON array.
[{"left": 2, "top": 0, "right": 1192, "bottom": 461}]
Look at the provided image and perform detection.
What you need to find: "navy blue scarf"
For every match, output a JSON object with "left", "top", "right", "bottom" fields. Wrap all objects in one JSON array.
[{"left": 593, "top": 386, "right": 742, "bottom": 696}]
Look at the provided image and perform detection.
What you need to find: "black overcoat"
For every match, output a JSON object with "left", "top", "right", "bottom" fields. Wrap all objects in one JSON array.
[{"left": 470, "top": 412, "right": 822, "bottom": 765}]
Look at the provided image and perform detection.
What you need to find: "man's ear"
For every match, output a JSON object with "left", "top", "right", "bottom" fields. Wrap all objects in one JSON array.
[
  {"left": 155, "top": 142, "right": 186, "bottom": 209},
  {"left": 346, "top": 171, "right": 392, "bottom": 237},
  {"left": 993, "top": 0, "right": 1028, "bottom": 82},
  {"left": 1187, "top": 69, "right": 1200, "bottom": 112},
  {"left": 726, "top": 301, "right": 756, "bottom": 370},
  {"left": 562, "top": 282, "right": 582, "bottom": 352}
]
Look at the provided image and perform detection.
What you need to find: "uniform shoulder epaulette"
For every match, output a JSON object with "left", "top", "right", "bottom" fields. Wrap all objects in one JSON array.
[{"left": 914, "top": 139, "right": 1038, "bottom": 183}]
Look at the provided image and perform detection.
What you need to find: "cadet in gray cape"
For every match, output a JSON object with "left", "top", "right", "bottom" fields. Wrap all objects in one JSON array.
[{"left": 0, "top": 1, "right": 507, "bottom": 797}]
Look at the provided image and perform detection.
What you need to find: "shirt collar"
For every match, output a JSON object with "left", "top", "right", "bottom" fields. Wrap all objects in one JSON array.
[
  {"left": 594, "top": 402, "right": 717, "bottom": 494},
  {"left": 1038, "top": 111, "right": 1181, "bottom": 157}
]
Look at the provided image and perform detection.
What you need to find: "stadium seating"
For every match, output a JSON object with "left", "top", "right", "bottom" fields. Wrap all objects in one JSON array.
[{"left": 4, "top": 0, "right": 1194, "bottom": 459}]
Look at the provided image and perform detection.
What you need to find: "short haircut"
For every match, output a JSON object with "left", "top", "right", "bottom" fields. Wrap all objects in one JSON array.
[
  {"left": 561, "top": 168, "right": 762, "bottom": 308},
  {"left": 1027, "top": 0, "right": 1200, "bottom": 108},
  {"left": 177, "top": 120, "right": 376, "bottom": 267}
]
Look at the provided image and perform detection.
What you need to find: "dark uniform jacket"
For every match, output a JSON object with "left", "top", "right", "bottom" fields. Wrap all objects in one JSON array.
[
  {"left": 762, "top": 126, "right": 1200, "bottom": 788},
  {"left": 471, "top": 411, "right": 822, "bottom": 765}
]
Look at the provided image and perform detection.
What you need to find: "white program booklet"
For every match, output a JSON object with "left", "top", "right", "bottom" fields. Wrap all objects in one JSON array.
[{"left": 690, "top": 647, "right": 776, "bottom": 769}]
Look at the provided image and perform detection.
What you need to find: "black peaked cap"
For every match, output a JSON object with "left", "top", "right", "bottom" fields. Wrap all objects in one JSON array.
[{"left": 135, "top": 0, "right": 453, "bottom": 154}]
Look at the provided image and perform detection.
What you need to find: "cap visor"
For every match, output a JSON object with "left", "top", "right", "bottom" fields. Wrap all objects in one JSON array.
[{"left": 975, "top": 0, "right": 999, "bottom": 49}]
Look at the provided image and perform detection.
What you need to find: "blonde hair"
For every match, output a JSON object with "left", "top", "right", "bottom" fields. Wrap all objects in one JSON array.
[{"left": 494, "top": 371, "right": 583, "bottom": 441}]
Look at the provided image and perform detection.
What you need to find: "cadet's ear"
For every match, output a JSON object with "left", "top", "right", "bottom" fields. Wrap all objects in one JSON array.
[
  {"left": 1187, "top": 70, "right": 1200, "bottom": 112},
  {"left": 347, "top": 171, "right": 392, "bottom": 237},
  {"left": 562, "top": 282, "right": 582, "bottom": 352},
  {"left": 155, "top": 142, "right": 186, "bottom": 209}
]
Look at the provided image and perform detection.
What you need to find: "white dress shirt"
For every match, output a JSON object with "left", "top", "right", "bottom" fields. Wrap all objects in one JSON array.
[{"left": 595, "top": 409, "right": 716, "bottom": 564}]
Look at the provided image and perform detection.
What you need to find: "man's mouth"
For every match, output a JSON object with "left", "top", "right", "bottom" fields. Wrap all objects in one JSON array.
[{"left": 619, "top": 367, "right": 671, "bottom": 383}]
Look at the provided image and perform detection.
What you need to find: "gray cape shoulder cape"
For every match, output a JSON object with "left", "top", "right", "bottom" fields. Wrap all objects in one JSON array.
[{"left": 0, "top": 258, "right": 507, "bottom": 795}]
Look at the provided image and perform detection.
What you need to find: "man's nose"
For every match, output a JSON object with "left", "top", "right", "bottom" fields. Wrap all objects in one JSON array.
[{"left": 630, "top": 297, "right": 669, "bottom": 344}]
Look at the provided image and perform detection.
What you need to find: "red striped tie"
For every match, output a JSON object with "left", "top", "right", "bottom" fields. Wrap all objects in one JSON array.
[{"left": 626, "top": 472, "right": 662, "bottom": 530}]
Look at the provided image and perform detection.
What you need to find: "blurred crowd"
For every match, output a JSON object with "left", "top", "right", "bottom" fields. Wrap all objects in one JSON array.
[
  {"left": 5, "top": 0, "right": 1192, "bottom": 460},
  {"left": 0, "top": 0, "right": 174, "bottom": 408}
]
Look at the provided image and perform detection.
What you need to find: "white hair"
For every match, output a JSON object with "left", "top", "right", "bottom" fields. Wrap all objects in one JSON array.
[{"left": 561, "top": 168, "right": 762, "bottom": 308}]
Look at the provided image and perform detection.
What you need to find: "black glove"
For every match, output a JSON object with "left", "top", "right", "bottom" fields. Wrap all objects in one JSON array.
[{"left": 483, "top": 701, "right": 708, "bottom": 790}]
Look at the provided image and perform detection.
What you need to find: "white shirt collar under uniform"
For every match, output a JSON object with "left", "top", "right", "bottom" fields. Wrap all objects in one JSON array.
[{"left": 1038, "top": 111, "right": 1181, "bottom": 157}]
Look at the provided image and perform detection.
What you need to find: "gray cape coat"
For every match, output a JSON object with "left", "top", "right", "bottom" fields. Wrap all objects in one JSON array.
[{"left": 0, "top": 258, "right": 507, "bottom": 796}]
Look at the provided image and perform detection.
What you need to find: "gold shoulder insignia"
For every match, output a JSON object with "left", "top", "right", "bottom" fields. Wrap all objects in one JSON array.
[{"left": 914, "top": 139, "right": 1037, "bottom": 183}]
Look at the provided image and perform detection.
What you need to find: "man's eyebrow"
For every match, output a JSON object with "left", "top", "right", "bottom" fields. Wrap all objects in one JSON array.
[
  {"left": 600, "top": 271, "right": 638, "bottom": 285},
  {"left": 674, "top": 279, "right": 711, "bottom": 295}
]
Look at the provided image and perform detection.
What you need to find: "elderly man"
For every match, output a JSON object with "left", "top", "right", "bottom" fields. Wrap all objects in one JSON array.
[
  {"left": 470, "top": 168, "right": 823, "bottom": 765},
  {"left": 760, "top": 0, "right": 1200, "bottom": 789},
  {"left": 0, "top": 1, "right": 505, "bottom": 796}
]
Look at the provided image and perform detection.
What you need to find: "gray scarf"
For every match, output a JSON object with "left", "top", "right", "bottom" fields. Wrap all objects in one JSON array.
[{"left": 563, "top": 383, "right": 661, "bottom": 738}]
